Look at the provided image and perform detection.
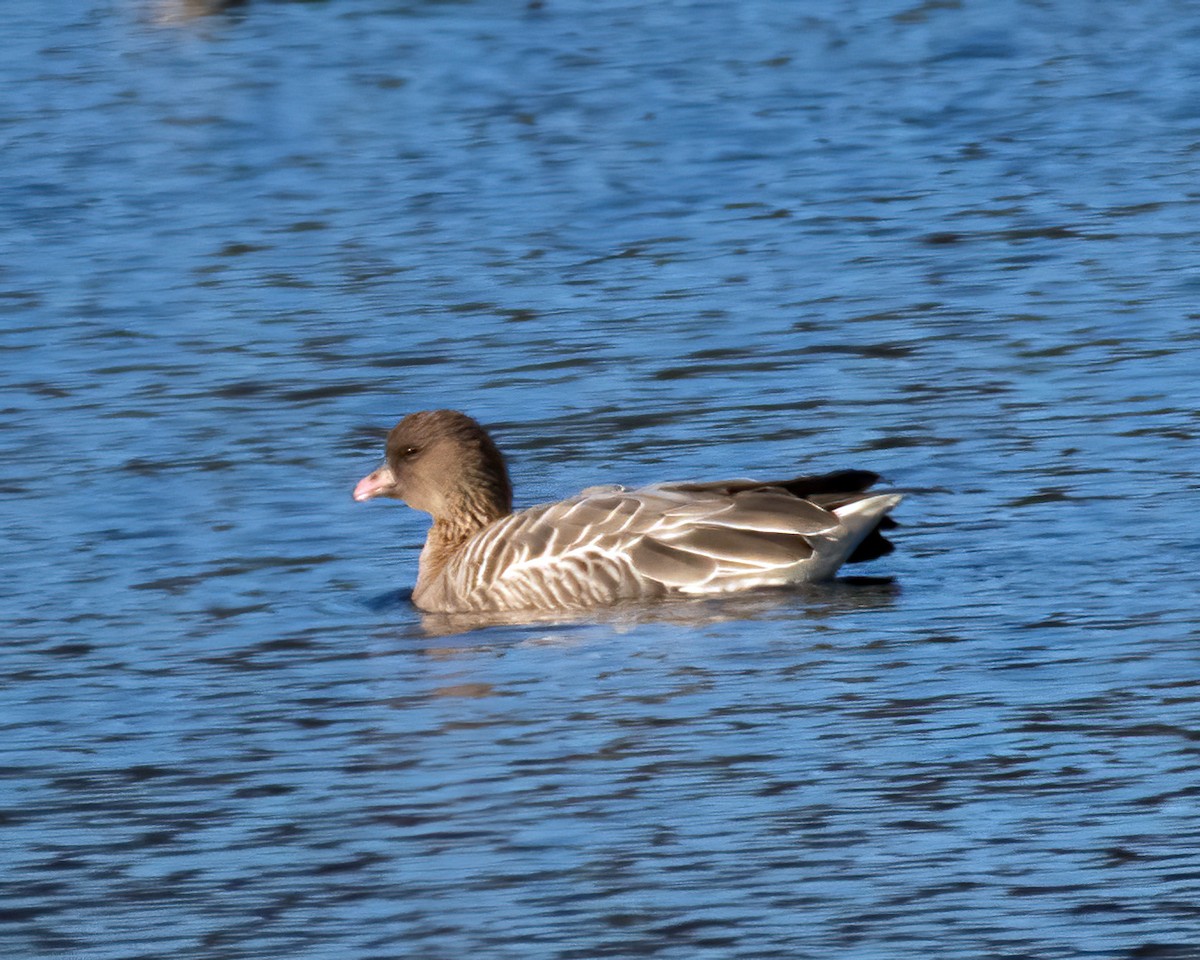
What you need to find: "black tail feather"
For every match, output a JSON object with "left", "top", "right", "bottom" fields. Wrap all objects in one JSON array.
[{"left": 846, "top": 518, "right": 898, "bottom": 564}]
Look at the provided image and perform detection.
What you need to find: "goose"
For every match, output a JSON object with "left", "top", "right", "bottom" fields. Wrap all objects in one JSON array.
[{"left": 353, "top": 410, "right": 901, "bottom": 614}]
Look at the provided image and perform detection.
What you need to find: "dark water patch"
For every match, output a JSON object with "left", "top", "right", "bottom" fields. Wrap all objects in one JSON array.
[
  {"left": 797, "top": 342, "right": 919, "bottom": 359},
  {"left": 508, "top": 355, "right": 610, "bottom": 373},
  {"left": 1121, "top": 947, "right": 1200, "bottom": 960},
  {"left": 38, "top": 642, "right": 94, "bottom": 658},
  {"left": 892, "top": 1, "right": 963, "bottom": 26},
  {"left": 278, "top": 381, "right": 376, "bottom": 402},
  {"left": 120, "top": 456, "right": 235, "bottom": 475},
  {"left": 652, "top": 360, "right": 788, "bottom": 380},
  {"left": 131, "top": 574, "right": 201, "bottom": 593},
  {"left": 212, "top": 241, "right": 270, "bottom": 257},
  {"left": 203, "top": 602, "right": 272, "bottom": 620},
  {"left": 363, "top": 352, "right": 452, "bottom": 369},
  {"left": 447, "top": 300, "right": 498, "bottom": 314},
  {"left": 209, "top": 380, "right": 270, "bottom": 399},
  {"left": 258, "top": 272, "right": 313, "bottom": 289},
  {"left": 0, "top": 290, "right": 42, "bottom": 310},
  {"left": 857, "top": 434, "right": 958, "bottom": 451},
  {"left": 1004, "top": 487, "right": 1078, "bottom": 507}
]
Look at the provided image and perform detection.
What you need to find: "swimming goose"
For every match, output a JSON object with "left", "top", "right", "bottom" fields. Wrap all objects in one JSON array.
[{"left": 353, "top": 410, "right": 901, "bottom": 614}]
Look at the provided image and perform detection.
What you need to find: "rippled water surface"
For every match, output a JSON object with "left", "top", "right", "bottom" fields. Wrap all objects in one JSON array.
[{"left": 4, "top": 1, "right": 1200, "bottom": 957}]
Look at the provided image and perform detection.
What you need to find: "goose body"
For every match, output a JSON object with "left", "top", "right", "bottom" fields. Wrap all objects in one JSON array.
[{"left": 353, "top": 410, "right": 901, "bottom": 614}]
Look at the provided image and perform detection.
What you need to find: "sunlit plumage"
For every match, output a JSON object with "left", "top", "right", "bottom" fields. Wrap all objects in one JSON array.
[{"left": 353, "top": 410, "right": 901, "bottom": 614}]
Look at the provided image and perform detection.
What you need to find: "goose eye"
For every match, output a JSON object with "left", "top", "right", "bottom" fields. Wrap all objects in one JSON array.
[{"left": 401, "top": 446, "right": 420, "bottom": 459}]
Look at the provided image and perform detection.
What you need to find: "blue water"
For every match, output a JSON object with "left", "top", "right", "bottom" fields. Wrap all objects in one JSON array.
[{"left": 3, "top": 1, "right": 1200, "bottom": 957}]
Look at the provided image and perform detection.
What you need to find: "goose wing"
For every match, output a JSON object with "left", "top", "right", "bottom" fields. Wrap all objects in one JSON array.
[
  {"left": 657, "top": 470, "right": 898, "bottom": 563},
  {"left": 626, "top": 485, "right": 842, "bottom": 592},
  {"left": 445, "top": 479, "right": 859, "bottom": 610},
  {"left": 445, "top": 488, "right": 672, "bottom": 610}
]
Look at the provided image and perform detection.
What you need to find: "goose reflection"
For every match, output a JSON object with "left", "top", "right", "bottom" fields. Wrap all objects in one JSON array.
[{"left": 413, "top": 576, "right": 899, "bottom": 639}]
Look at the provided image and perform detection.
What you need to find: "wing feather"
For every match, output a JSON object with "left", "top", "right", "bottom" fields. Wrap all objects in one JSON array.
[
  {"left": 711, "top": 491, "right": 839, "bottom": 535},
  {"left": 658, "top": 526, "right": 813, "bottom": 567},
  {"left": 626, "top": 537, "right": 719, "bottom": 586}
]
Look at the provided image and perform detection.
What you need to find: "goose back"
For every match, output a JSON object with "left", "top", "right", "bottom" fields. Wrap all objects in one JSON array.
[{"left": 414, "top": 476, "right": 899, "bottom": 613}]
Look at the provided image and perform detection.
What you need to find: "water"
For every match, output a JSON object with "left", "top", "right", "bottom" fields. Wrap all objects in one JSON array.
[{"left": 3, "top": 0, "right": 1200, "bottom": 957}]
